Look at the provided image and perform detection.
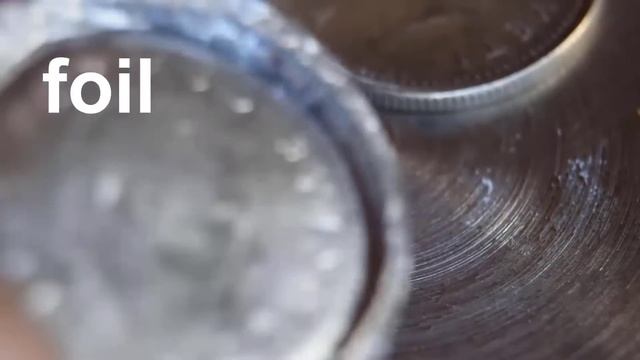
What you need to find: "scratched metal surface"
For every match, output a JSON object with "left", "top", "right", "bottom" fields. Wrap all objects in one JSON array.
[{"left": 379, "top": 0, "right": 640, "bottom": 359}]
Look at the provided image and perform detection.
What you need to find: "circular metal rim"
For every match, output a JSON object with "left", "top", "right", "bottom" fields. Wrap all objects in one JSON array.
[
  {"left": 355, "top": 0, "right": 603, "bottom": 113},
  {"left": 0, "top": 1, "right": 411, "bottom": 359}
]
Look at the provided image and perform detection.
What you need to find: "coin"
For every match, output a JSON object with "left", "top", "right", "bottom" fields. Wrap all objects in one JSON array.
[{"left": 273, "top": 0, "right": 594, "bottom": 110}]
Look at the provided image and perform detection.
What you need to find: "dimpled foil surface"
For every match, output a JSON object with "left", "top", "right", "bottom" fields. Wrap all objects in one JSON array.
[{"left": 0, "top": 34, "right": 366, "bottom": 360}]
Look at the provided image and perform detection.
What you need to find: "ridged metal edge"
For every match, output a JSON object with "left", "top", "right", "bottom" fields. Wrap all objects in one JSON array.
[{"left": 357, "top": 0, "right": 603, "bottom": 114}]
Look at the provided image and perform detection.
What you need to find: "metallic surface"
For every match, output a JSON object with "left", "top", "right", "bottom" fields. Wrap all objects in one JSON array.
[
  {"left": 272, "top": 0, "right": 595, "bottom": 111},
  {"left": 0, "top": 1, "right": 410, "bottom": 359},
  {"left": 382, "top": 0, "right": 640, "bottom": 359},
  {"left": 0, "top": 35, "right": 367, "bottom": 360}
]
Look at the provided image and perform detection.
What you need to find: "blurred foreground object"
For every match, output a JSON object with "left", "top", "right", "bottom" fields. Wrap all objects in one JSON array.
[
  {"left": 0, "top": 281, "right": 56, "bottom": 360},
  {"left": 0, "top": 0, "right": 409, "bottom": 359}
]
